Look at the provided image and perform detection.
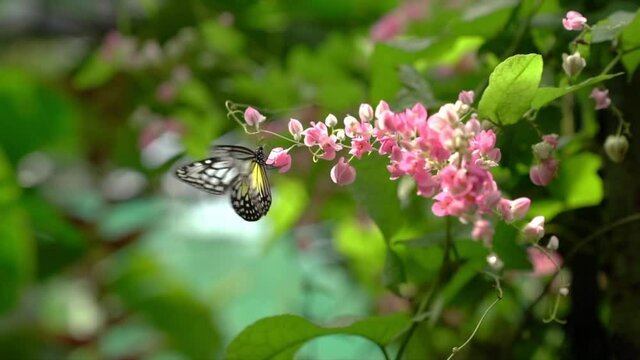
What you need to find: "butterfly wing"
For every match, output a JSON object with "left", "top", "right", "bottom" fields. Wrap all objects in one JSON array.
[
  {"left": 175, "top": 145, "right": 272, "bottom": 221},
  {"left": 174, "top": 146, "right": 256, "bottom": 194}
]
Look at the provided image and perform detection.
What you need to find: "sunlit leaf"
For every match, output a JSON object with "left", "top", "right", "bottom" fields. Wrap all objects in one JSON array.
[
  {"left": 225, "top": 314, "right": 410, "bottom": 360},
  {"left": 478, "top": 54, "right": 543, "bottom": 125}
]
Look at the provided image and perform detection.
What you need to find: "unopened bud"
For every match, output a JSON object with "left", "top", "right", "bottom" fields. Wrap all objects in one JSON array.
[
  {"left": 604, "top": 135, "right": 628, "bottom": 163},
  {"left": 547, "top": 235, "right": 559, "bottom": 250},
  {"left": 325, "top": 113, "right": 338, "bottom": 127},
  {"left": 359, "top": 103, "right": 374, "bottom": 122},
  {"left": 559, "top": 287, "right": 569, "bottom": 296},
  {"left": 562, "top": 52, "right": 586, "bottom": 77}
]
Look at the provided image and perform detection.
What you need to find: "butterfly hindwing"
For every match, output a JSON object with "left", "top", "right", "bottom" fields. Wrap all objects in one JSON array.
[{"left": 175, "top": 145, "right": 272, "bottom": 221}]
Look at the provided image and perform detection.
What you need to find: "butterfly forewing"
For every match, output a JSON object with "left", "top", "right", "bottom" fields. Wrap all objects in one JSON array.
[{"left": 175, "top": 145, "right": 272, "bottom": 221}]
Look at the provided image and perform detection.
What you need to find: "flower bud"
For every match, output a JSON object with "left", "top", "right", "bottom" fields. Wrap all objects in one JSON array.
[
  {"left": 458, "top": 90, "right": 475, "bottom": 105},
  {"left": 562, "top": 11, "right": 587, "bottom": 31},
  {"left": 532, "top": 141, "right": 555, "bottom": 160},
  {"left": 359, "top": 103, "right": 374, "bottom": 122},
  {"left": 486, "top": 253, "right": 503, "bottom": 270},
  {"left": 288, "top": 118, "right": 304, "bottom": 140},
  {"left": 562, "top": 52, "right": 586, "bottom": 77},
  {"left": 244, "top": 106, "right": 265, "bottom": 126},
  {"left": 529, "top": 159, "right": 558, "bottom": 186},
  {"left": 523, "top": 216, "right": 545, "bottom": 241},
  {"left": 547, "top": 235, "right": 559, "bottom": 250},
  {"left": 604, "top": 135, "right": 628, "bottom": 163},
  {"left": 335, "top": 129, "right": 346, "bottom": 141},
  {"left": 330, "top": 157, "right": 356, "bottom": 186},
  {"left": 375, "top": 100, "right": 390, "bottom": 119},
  {"left": 590, "top": 88, "right": 611, "bottom": 110},
  {"left": 472, "top": 219, "right": 494, "bottom": 246},
  {"left": 324, "top": 114, "right": 338, "bottom": 127},
  {"left": 266, "top": 147, "right": 292, "bottom": 173},
  {"left": 559, "top": 287, "right": 570, "bottom": 296}
]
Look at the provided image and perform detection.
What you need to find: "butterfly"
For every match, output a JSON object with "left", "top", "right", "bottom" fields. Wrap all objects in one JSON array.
[{"left": 175, "top": 145, "right": 272, "bottom": 221}]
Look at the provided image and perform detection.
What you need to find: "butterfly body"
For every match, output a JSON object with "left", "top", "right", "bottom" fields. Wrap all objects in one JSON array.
[{"left": 175, "top": 145, "right": 272, "bottom": 221}]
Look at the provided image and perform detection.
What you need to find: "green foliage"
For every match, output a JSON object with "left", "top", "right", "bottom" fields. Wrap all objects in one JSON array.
[
  {"left": 532, "top": 73, "right": 623, "bottom": 109},
  {"left": 479, "top": 54, "right": 543, "bottom": 125},
  {"left": 225, "top": 314, "right": 410, "bottom": 360},
  {"left": 0, "top": 151, "right": 33, "bottom": 315},
  {"left": 621, "top": 10, "right": 640, "bottom": 76}
]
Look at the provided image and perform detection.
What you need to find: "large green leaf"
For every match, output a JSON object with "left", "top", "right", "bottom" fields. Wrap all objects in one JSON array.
[
  {"left": 531, "top": 73, "right": 623, "bottom": 109},
  {"left": 225, "top": 314, "right": 410, "bottom": 360},
  {"left": 550, "top": 152, "right": 603, "bottom": 209},
  {"left": 621, "top": 10, "right": 640, "bottom": 77},
  {"left": 591, "top": 11, "right": 636, "bottom": 43},
  {"left": 0, "top": 150, "right": 34, "bottom": 314},
  {"left": 478, "top": 54, "right": 543, "bottom": 125}
]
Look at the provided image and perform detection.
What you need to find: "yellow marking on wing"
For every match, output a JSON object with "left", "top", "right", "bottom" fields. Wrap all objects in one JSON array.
[{"left": 251, "top": 162, "right": 265, "bottom": 191}]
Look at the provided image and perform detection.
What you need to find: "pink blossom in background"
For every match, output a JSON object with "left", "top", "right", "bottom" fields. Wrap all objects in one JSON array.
[
  {"left": 590, "top": 88, "right": 611, "bottom": 110},
  {"left": 472, "top": 219, "right": 494, "bottom": 244},
  {"left": 138, "top": 119, "right": 183, "bottom": 149},
  {"left": 528, "top": 247, "right": 562, "bottom": 276},
  {"left": 370, "top": 13, "right": 406, "bottom": 42},
  {"left": 330, "top": 157, "right": 356, "bottom": 186},
  {"left": 155, "top": 82, "right": 176, "bottom": 104},
  {"left": 562, "top": 11, "right": 587, "bottom": 31},
  {"left": 244, "top": 107, "right": 266, "bottom": 126},
  {"left": 266, "top": 147, "right": 292, "bottom": 173}
]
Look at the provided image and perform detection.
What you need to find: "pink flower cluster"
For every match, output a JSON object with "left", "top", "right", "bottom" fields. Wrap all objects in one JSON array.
[
  {"left": 261, "top": 96, "right": 535, "bottom": 244},
  {"left": 243, "top": 95, "right": 547, "bottom": 248}
]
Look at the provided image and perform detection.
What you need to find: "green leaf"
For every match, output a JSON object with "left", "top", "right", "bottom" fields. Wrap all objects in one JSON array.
[
  {"left": 493, "top": 222, "right": 532, "bottom": 270},
  {"left": 351, "top": 155, "right": 403, "bottom": 241},
  {"left": 73, "top": 52, "right": 118, "bottom": 89},
  {"left": 382, "top": 248, "right": 406, "bottom": 293},
  {"left": 550, "top": 152, "right": 603, "bottom": 209},
  {"left": 591, "top": 11, "right": 636, "bottom": 44},
  {"left": 225, "top": 314, "right": 410, "bottom": 360},
  {"left": 334, "top": 217, "right": 386, "bottom": 289},
  {"left": 0, "top": 69, "right": 80, "bottom": 163},
  {"left": 107, "top": 251, "right": 222, "bottom": 359},
  {"left": 453, "top": 0, "right": 518, "bottom": 38},
  {"left": 478, "top": 54, "right": 543, "bottom": 125},
  {"left": 531, "top": 73, "right": 623, "bottom": 109},
  {"left": 396, "top": 65, "right": 437, "bottom": 109},
  {"left": 621, "top": 10, "right": 640, "bottom": 77},
  {"left": 0, "top": 150, "right": 34, "bottom": 314}
]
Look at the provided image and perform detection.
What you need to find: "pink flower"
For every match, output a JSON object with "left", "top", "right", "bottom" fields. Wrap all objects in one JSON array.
[
  {"left": 266, "top": 147, "right": 292, "bottom": 173},
  {"left": 590, "top": 88, "right": 611, "bottom": 110},
  {"left": 370, "top": 13, "right": 406, "bottom": 42},
  {"left": 244, "top": 106, "right": 265, "bottom": 126},
  {"left": 499, "top": 197, "right": 531, "bottom": 222},
  {"left": 523, "top": 216, "right": 545, "bottom": 241},
  {"left": 562, "top": 11, "right": 587, "bottom": 31},
  {"left": 542, "top": 134, "right": 559, "bottom": 148},
  {"left": 330, "top": 157, "right": 356, "bottom": 186},
  {"left": 155, "top": 82, "right": 176, "bottom": 103},
  {"left": 529, "top": 158, "right": 559, "bottom": 186},
  {"left": 458, "top": 90, "right": 475, "bottom": 105},
  {"left": 472, "top": 219, "right": 494, "bottom": 245},
  {"left": 288, "top": 118, "right": 304, "bottom": 140},
  {"left": 375, "top": 100, "right": 391, "bottom": 119},
  {"left": 303, "top": 122, "right": 343, "bottom": 160},
  {"left": 349, "top": 138, "right": 373, "bottom": 158},
  {"left": 527, "top": 247, "right": 562, "bottom": 276}
]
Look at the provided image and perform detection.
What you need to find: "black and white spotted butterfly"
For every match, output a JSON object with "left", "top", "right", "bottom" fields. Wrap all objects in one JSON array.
[{"left": 175, "top": 145, "right": 272, "bottom": 221}]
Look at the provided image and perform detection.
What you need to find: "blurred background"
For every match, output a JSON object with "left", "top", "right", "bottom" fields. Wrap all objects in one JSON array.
[{"left": 1, "top": 0, "right": 638, "bottom": 359}]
